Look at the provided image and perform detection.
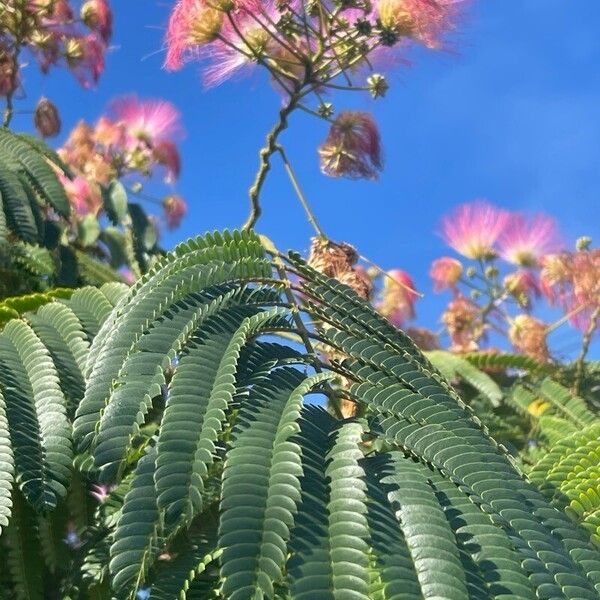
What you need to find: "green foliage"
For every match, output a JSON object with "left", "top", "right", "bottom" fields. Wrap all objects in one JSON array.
[
  {"left": 0, "top": 230, "right": 599, "bottom": 599},
  {"left": 530, "top": 423, "right": 600, "bottom": 546},
  {"left": 0, "top": 130, "right": 163, "bottom": 299}
]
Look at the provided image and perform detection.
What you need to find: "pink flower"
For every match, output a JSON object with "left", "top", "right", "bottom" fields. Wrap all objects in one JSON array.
[
  {"left": 503, "top": 270, "right": 540, "bottom": 307},
  {"left": 441, "top": 200, "right": 509, "bottom": 260},
  {"left": 120, "top": 269, "right": 136, "bottom": 285},
  {"left": 165, "top": 0, "right": 283, "bottom": 87},
  {"left": 69, "top": 34, "right": 106, "bottom": 89},
  {"left": 162, "top": 195, "right": 187, "bottom": 230},
  {"left": 499, "top": 213, "right": 562, "bottom": 267},
  {"left": 81, "top": 0, "right": 113, "bottom": 42},
  {"left": 109, "top": 95, "right": 182, "bottom": 144},
  {"left": 164, "top": 0, "right": 224, "bottom": 71},
  {"left": 153, "top": 140, "right": 181, "bottom": 183},
  {"left": 539, "top": 252, "right": 572, "bottom": 306},
  {"left": 319, "top": 111, "right": 383, "bottom": 180},
  {"left": 60, "top": 174, "right": 100, "bottom": 216},
  {"left": 90, "top": 483, "right": 116, "bottom": 503},
  {"left": 93, "top": 116, "right": 126, "bottom": 148},
  {"left": 430, "top": 256, "right": 462, "bottom": 292},
  {"left": 377, "top": 0, "right": 464, "bottom": 49},
  {"left": 378, "top": 269, "right": 419, "bottom": 326}
]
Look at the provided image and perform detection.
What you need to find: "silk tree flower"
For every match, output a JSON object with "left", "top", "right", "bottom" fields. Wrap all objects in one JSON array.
[
  {"left": 377, "top": 0, "right": 464, "bottom": 49},
  {"left": 539, "top": 252, "right": 572, "bottom": 306},
  {"left": 164, "top": 0, "right": 224, "bottom": 71},
  {"left": 93, "top": 116, "right": 126, "bottom": 148},
  {"left": 499, "top": 213, "right": 562, "bottom": 267},
  {"left": 81, "top": 0, "right": 113, "bottom": 42},
  {"left": 109, "top": 95, "right": 182, "bottom": 146},
  {"left": 569, "top": 248, "right": 600, "bottom": 330},
  {"left": 378, "top": 269, "right": 419, "bottom": 327},
  {"left": 441, "top": 200, "right": 509, "bottom": 260},
  {"left": 60, "top": 174, "right": 101, "bottom": 216},
  {"left": 153, "top": 140, "right": 181, "bottom": 183},
  {"left": 163, "top": 195, "right": 188, "bottom": 230},
  {"left": 307, "top": 238, "right": 373, "bottom": 298},
  {"left": 508, "top": 314, "right": 550, "bottom": 363},
  {"left": 90, "top": 483, "right": 116, "bottom": 503},
  {"left": 164, "top": 0, "right": 281, "bottom": 87},
  {"left": 307, "top": 237, "right": 359, "bottom": 277},
  {"left": 338, "top": 266, "right": 373, "bottom": 300},
  {"left": 67, "top": 33, "right": 106, "bottom": 89},
  {"left": 503, "top": 270, "right": 539, "bottom": 308},
  {"left": 430, "top": 256, "right": 463, "bottom": 292},
  {"left": 441, "top": 294, "right": 483, "bottom": 352},
  {"left": 319, "top": 111, "right": 383, "bottom": 180}
]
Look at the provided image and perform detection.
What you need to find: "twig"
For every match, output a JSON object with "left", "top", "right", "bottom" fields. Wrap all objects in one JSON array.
[
  {"left": 242, "top": 95, "right": 298, "bottom": 231},
  {"left": 573, "top": 305, "right": 600, "bottom": 396}
]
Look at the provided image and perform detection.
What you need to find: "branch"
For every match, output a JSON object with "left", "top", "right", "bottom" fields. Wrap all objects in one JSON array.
[{"left": 242, "top": 95, "right": 298, "bottom": 231}]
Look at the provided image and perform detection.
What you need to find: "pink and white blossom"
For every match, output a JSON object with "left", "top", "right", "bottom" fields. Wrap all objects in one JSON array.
[
  {"left": 441, "top": 200, "right": 509, "bottom": 260},
  {"left": 499, "top": 213, "right": 562, "bottom": 267}
]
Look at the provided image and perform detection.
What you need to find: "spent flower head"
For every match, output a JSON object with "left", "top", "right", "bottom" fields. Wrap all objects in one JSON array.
[{"left": 319, "top": 111, "right": 382, "bottom": 180}]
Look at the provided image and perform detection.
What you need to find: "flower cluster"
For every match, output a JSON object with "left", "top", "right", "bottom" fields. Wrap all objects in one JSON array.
[
  {"left": 429, "top": 199, "right": 598, "bottom": 360},
  {"left": 165, "top": 0, "right": 466, "bottom": 182},
  {"left": 0, "top": 0, "right": 112, "bottom": 96},
  {"left": 58, "top": 95, "right": 187, "bottom": 229}
]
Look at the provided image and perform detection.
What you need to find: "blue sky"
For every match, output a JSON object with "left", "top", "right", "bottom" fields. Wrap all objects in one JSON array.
[{"left": 18, "top": 1, "right": 600, "bottom": 358}]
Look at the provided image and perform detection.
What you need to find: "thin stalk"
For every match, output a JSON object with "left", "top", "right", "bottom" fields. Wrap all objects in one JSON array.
[
  {"left": 223, "top": 12, "right": 295, "bottom": 95},
  {"left": 272, "top": 254, "right": 345, "bottom": 419},
  {"left": 573, "top": 305, "right": 600, "bottom": 396},
  {"left": 545, "top": 302, "right": 590, "bottom": 334},
  {"left": 276, "top": 144, "right": 326, "bottom": 238}
]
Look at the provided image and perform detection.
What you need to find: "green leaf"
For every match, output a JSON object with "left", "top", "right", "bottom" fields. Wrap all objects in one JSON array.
[
  {"left": 103, "top": 180, "right": 129, "bottom": 225},
  {"left": 78, "top": 214, "right": 101, "bottom": 247}
]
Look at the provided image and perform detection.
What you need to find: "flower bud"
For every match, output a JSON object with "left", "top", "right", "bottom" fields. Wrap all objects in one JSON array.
[
  {"left": 367, "top": 73, "right": 389, "bottom": 98},
  {"left": 65, "top": 38, "right": 85, "bottom": 64},
  {"left": 466, "top": 266, "right": 476, "bottom": 279},
  {"left": 34, "top": 97, "right": 61, "bottom": 138},
  {"left": 470, "top": 289, "right": 480, "bottom": 300},
  {"left": 576, "top": 236, "right": 592, "bottom": 251},
  {"left": 484, "top": 266, "right": 498, "bottom": 279},
  {"left": 318, "top": 102, "right": 334, "bottom": 118}
]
